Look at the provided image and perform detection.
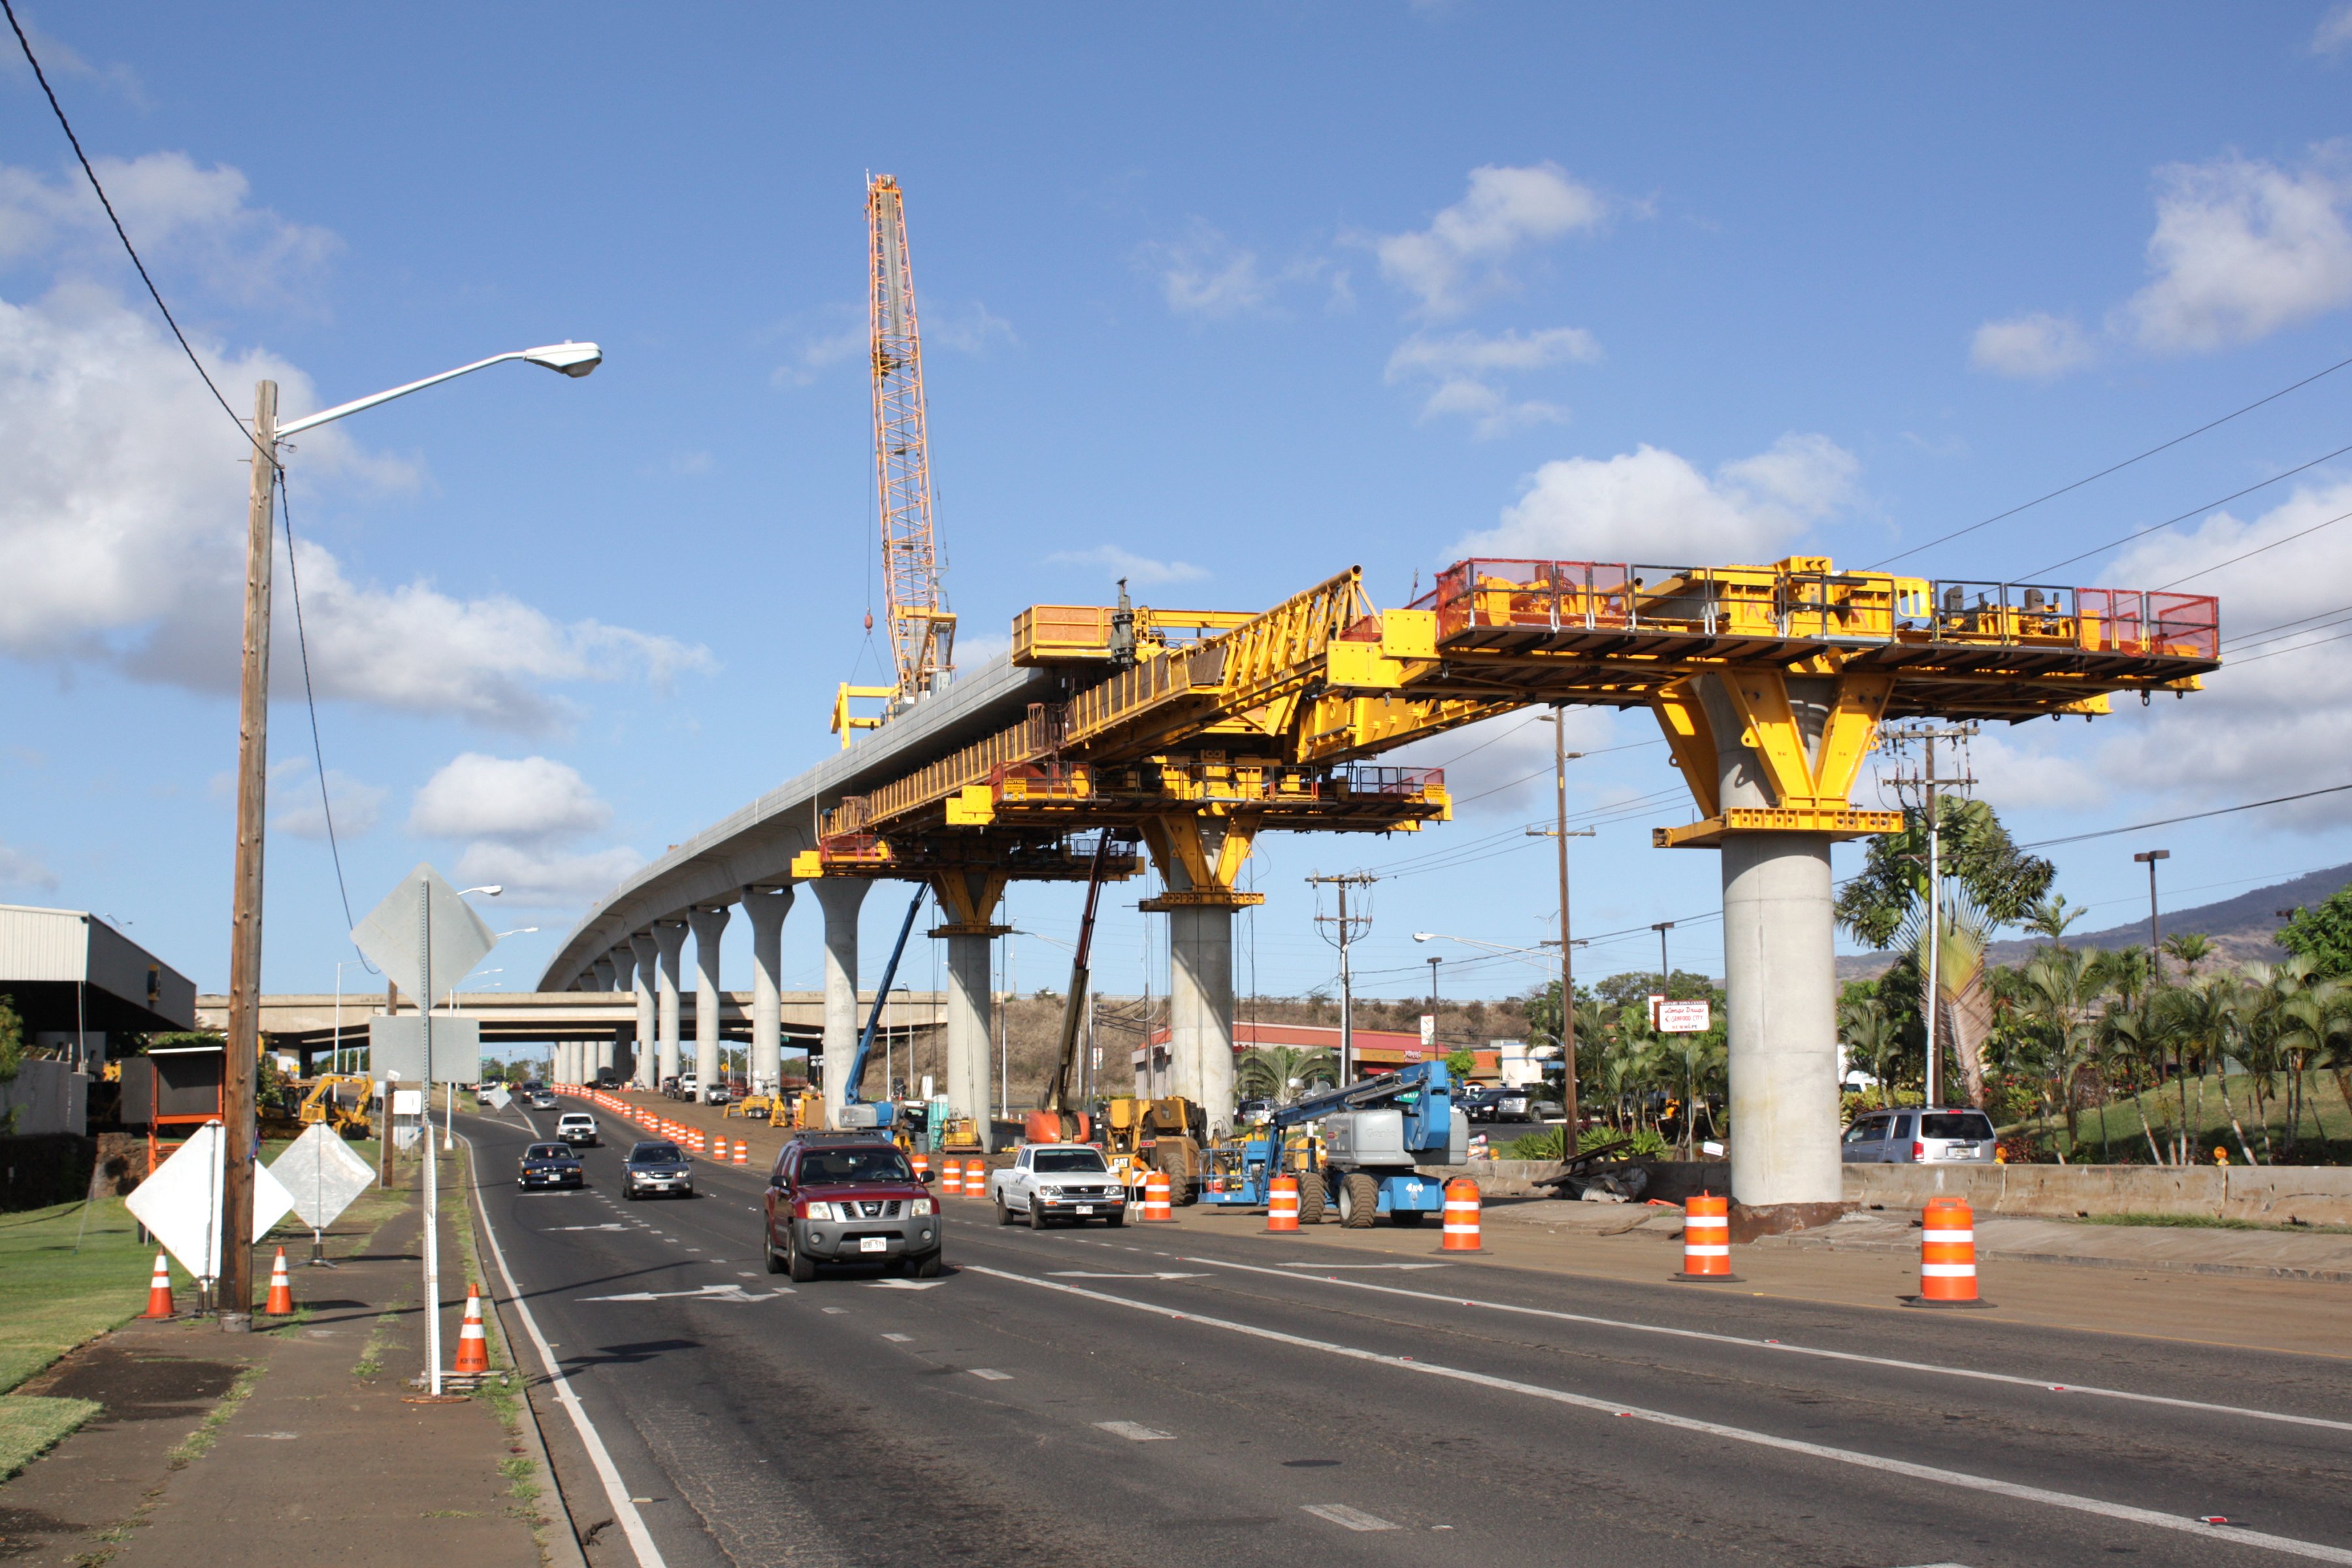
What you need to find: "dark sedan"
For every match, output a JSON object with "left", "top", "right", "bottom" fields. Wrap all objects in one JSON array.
[
  {"left": 517, "top": 1141, "right": 584, "bottom": 1190},
  {"left": 624, "top": 1141, "right": 695, "bottom": 1200}
]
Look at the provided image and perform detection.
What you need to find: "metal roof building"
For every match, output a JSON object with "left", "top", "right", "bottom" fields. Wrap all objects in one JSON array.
[{"left": 0, "top": 904, "right": 198, "bottom": 1064}]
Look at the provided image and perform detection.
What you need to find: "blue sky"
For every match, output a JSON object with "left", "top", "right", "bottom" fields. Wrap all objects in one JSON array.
[{"left": 5, "top": 3, "right": 2352, "bottom": 1015}]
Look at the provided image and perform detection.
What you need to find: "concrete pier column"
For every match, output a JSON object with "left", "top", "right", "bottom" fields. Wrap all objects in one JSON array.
[
  {"left": 599, "top": 949, "right": 634, "bottom": 1078},
  {"left": 945, "top": 934, "right": 994, "bottom": 1153},
  {"left": 592, "top": 955, "right": 616, "bottom": 994},
  {"left": 1168, "top": 906, "right": 1237, "bottom": 1139},
  {"left": 1696, "top": 673, "right": 1844, "bottom": 1233},
  {"left": 653, "top": 920, "right": 688, "bottom": 1090},
  {"left": 629, "top": 932, "right": 659, "bottom": 1090},
  {"left": 742, "top": 887, "right": 793, "bottom": 1095},
  {"left": 689, "top": 905, "right": 731, "bottom": 1098},
  {"left": 557, "top": 1041, "right": 576, "bottom": 1086},
  {"left": 811, "top": 880, "right": 869, "bottom": 1126}
]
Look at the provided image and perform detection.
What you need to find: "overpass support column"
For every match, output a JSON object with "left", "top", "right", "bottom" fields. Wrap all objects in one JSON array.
[
  {"left": 930, "top": 870, "right": 1010, "bottom": 1154},
  {"left": 653, "top": 920, "right": 688, "bottom": 1092},
  {"left": 742, "top": 887, "right": 792, "bottom": 1095},
  {"left": 597, "top": 950, "right": 631, "bottom": 1079},
  {"left": 1138, "top": 813, "right": 1264, "bottom": 1141},
  {"left": 811, "top": 880, "right": 869, "bottom": 1127},
  {"left": 1650, "top": 668, "right": 1899, "bottom": 1239},
  {"left": 629, "top": 932, "right": 659, "bottom": 1090},
  {"left": 689, "top": 905, "right": 731, "bottom": 1098}
]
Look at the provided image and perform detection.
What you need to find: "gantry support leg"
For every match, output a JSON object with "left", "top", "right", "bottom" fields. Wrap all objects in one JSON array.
[
  {"left": 1137, "top": 813, "right": 1264, "bottom": 1141},
  {"left": 931, "top": 870, "right": 1012, "bottom": 1154},
  {"left": 1652, "top": 668, "right": 1899, "bottom": 1239}
]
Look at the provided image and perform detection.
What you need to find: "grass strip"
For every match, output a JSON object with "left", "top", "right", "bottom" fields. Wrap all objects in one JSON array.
[
  {"left": 0, "top": 1198, "right": 163, "bottom": 1396},
  {"left": 163, "top": 1362, "right": 263, "bottom": 1471},
  {"left": 2071, "top": 1211, "right": 2352, "bottom": 1234},
  {"left": 0, "top": 1393, "right": 103, "bottom": 1481}
]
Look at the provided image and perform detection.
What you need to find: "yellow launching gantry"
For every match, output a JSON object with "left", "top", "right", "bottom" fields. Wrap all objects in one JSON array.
[{"left": 794, "top": 556, "right": 2217, "bottom": 894}]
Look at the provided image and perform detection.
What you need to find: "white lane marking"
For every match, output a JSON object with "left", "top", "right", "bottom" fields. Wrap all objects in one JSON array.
[
  {"left": 1095, "top": 1420, "right": 1175, "bottom": 1441},
  {"left": 467, "top": 1139, "right": 669, "bottom": 1568},
  {"left": 737, "top": 1271, "right": 759, "bottom": 1279},
  {"left": 1301, "top": 1503, "right": 1397, "bottom": 1532},
  {"left": 1276, "top": 1262, "right": 1446, "bottom": 1271},
  {"left": 972, "top": 1267, "right": 2352, "bottom": 1566},
  {"left": 580, "top": 1284, "right": 790, "bottom": 1303},
  {"left": 882, "top": 1333, "right": 913, "bottom": 1343},
  {"left": 1180, "top": 1254, "right": 2352, "bottom": 1436},
  {"left": 864, "top": 1281, "right": 946, "bottom": 1290},
  {"left": 970, "top": 1368, "right": 1012, "bottom": 1381},
  {"left": 823, "top": 1307, "right": 847, "bottom": 1315},
  {"left": 1048, "top": 1271, "right": 1207, "bottom": 1281},
  {"left": 544, "top": 1224, "right": 628, "bottom": 1232}
]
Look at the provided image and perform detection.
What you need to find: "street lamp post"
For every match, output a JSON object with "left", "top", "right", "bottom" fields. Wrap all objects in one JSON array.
[
  {"left": 2135, "top": 849, "right": 2174, "bottom": 1160},
  {"left": 216, "top": 347, "right": 595, "bottom": 1331}
]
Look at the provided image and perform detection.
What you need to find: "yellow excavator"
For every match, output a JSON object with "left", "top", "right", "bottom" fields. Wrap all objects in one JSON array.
[{"left": 260, "top": 1074, "right": 374, "bottom": 1139}]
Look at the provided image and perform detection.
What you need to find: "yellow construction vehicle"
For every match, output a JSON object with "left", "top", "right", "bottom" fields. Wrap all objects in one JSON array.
[
  {"left": 1100, "top": 1096, "right": 1205, "bottom": 1205},
  {"left": 261, "top": 1074, "right": 374, "bottom": 1139}
]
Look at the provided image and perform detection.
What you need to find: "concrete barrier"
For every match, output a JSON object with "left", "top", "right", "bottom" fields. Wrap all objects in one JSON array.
[{"left": 1843, "top": 1163, "right": 2352, "bottom": 1227}]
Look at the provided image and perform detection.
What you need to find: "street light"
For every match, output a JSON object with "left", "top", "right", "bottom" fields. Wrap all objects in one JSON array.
[
  {"left": 220, "top": 344, "right": 589, "bottom": 1330},
  {"left": 2136, "top": 848, "right": 2177, "bottom": 1160}
]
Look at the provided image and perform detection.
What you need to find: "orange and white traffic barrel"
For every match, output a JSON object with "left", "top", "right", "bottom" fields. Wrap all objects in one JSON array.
[
  {"left": 911, "top": 1151, "right": 930, "bottom": 1181},
  {"left": 1141, "top": 1169, "right": 1174, "bottom": 1221},
  {"left": 732, "top": 1139, "right": 748, "bottom": 1166},
  {"left": 1266, "top": 1174, "right": 1300, "bottom": 1232},
  {"left": 1440, "top": 1177, "right": 1483, "bottom": 1251},
  {"left": 941, "top": 1160, "right": 964, "bottom": 1197},
  {"left": 964, "top": 1158, "right": 987, "bottom": 1196},
  {"left": 1905, "top": 1196, "right": 1993, "bottom": 1309},
  {"left": 1671, "top": 1192, "right": 1741, "bottom": 1282}
]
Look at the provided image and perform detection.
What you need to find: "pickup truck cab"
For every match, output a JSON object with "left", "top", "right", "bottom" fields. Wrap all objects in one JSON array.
[
  {"left": 990, "top": 1143, "right": 1127, "bottom": 1228},
  {"left": 677, "top": 1073, "right": 701, "bottom": 1102}
]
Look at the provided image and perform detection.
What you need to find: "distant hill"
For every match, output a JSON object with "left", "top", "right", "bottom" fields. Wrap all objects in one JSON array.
[{"left": 1836, "top": 862, "right": 2352, "bottom": 982}]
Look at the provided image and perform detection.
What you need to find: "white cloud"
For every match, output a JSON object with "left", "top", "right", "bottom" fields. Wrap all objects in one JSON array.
[
  {"left": 270, "top": 760, "right": 385, "bottom": 840},
  {"left": 1969, "top": 312, "right": 2097, "bottom": 379},
  {"left": 774, "top": 298, "right": 1013, "bottom": 384},
  {"left": 1149, "top": 221, "right": 1277, "bottom": 319},
  {"left": 409, "top": 753, "right": 612, "bottom": 842},
  {"left": 0, "top": 841, "right": 58, "bottom": 892},
  {"left": 924, "top": 301, "right": 1018, "bottom": 355},
  {"left": 451, "top": 841, "right": 644, "bottom": 907},
  {"left": 1042, "top": 544, "right": 1208, "bottom": 587},
  {"left": 2093, "top": 478, "right": 2352, "bottom": 823},
  {"left": 1386, "top": 326, "right": 1598, "bottom": 435},
  {"left": 1456, "top": 434, "right": 1861, "bottom": 564},
  {"left": 2117, "top": 144, "right": 2352, "bottom": 352},
  {"left": 774, "top": 315, "right": 864, "bottom": 387},
  {"left": 2313, "top": 3, "right": 2352, "bottom": 54},
  {"left": 1374, "top": 163, "right": 1611, "bottom": 318},
  {"left": 1387, "top": 706, "right": 1624, "bottom": 817}
]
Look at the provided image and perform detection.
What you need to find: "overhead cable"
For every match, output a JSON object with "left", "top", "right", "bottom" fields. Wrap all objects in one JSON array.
[
  {"left": 2019, "top": 438, "right": 2352, "bottom": 580},
  {"left": 2021, "top": 783, "right": 2352, "bottom": 849}
]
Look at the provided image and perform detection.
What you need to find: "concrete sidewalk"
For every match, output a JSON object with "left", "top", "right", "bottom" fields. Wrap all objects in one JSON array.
[{"left": 0, "top": 1152, "right": 568, "bottom": 1568}]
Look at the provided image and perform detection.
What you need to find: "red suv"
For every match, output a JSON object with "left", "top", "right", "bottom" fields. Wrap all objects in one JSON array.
[{"left": 764, "top": 1134, "right": 941, "bottom": 1281}]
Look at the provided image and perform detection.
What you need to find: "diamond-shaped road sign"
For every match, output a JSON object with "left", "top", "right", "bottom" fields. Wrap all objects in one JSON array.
[
  {"left": 124, "top": 1123, "right": 296, "bottom": 1284},
  {"left": 271, "top": 1124, "right": 377, "bottom": 1233},
  {"left": 351, "top": 862, "right": 498, "bottom": 1007}
]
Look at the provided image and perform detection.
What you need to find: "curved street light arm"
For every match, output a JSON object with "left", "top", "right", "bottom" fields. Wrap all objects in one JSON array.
[{"left": 272, "top": 343, "right": 601, "bottom": 440}]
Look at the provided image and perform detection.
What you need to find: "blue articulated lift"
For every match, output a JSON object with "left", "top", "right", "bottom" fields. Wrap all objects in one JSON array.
[{"left": 1198, "top": 1059, "right": 1467, "bottom": 1229}]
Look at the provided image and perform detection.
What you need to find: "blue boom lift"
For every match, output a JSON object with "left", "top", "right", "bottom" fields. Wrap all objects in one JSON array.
[
  {"left": 831, "top": 889, "right": 925, "bottom": 1131},
  {"left": 1198, "top": 1059, "right": 1467, "bottom": 1229}
]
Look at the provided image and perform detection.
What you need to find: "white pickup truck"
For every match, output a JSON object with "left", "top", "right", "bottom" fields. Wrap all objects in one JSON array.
[{"left": 987, "top": 1143, "right": 1129, "bottom": 1229}]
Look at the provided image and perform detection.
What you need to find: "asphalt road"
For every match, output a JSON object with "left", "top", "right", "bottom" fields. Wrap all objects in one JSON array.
[{"left": 464, "top": 1105, "right": 2352, "bottom": 1568}]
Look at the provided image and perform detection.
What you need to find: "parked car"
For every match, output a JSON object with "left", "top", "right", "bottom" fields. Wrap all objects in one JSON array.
[
  {"left": 591, "top": 1070, "right": 620, "bottom": 1090},
  {"left": 623, "top": 1140, "right": 695, "bottom": 1200},
  {"left": 678, "top": 1073, "right": 702, "bottom": 1102},
  {"left": 988, "top": 1143, "right": 1128, "bottom": 1229},
  {"left": 659, "top": 1076, "right": 681, "bottom": 1099},
  {"left": 517, "top": 1141, "right": 584, "bottom": 1190},
  {"left": 1841, "top": 1107, "right": 1997, "bottom": 1164},
  {"left": 1462, "top": 1086, "right": 1533, "bottom": 1124},
  {"left": 702, "top": 1078, "right": 731, "bottom": 1106},
  {"left": 1234, "top": 1098, "right": 1275, "bottom": 1124},
  {"left": 763, "top": 1134, "right": 940, "bottom": 1281},
  {"left": 557, "top": 1111, "right": 600, "bottom": 1147}
]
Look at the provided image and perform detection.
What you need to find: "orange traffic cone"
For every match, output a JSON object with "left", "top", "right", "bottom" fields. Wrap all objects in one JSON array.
[
  {"left": 264, "top": 1247, "right": 295, "bottom": 1315},
  {"left": 453, "top": 1283, "right": 491, "bottom": 1376},
  {"left": 142, "top": 1252, "right": 174, "bottom": 1318}
]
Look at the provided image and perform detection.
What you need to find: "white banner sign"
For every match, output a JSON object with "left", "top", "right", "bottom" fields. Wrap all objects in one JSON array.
[{"left": 1654, "top": 999, "right": 1712, "bottom": 1034}]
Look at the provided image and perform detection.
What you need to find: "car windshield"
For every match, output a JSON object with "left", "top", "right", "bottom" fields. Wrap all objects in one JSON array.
[
  {"left": 1033, "top": 1149, "right": 1109, "bottom": 1174},
  {"left": 630, "top": 1143, "right": 682, "bottom": 1163},
  {"left": 796, "top": 1147, "right": 914, "bottom": 1184},
  {"left": 1921, "top": 1113, "right": 1994, "bottom": 1140},
  {"left": 525, "top": 1144, "right": 570, "bottom": 1160},
  {"left": 561, "top": 1115, "right": 591, "bottom": 1124}
]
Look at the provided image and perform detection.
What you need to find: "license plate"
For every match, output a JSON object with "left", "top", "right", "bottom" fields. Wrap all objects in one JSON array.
[
  {"left": 1074, "top": 1205, "right": 1094, "bottom": 1215},
  {"left": 859, "top": 1237, "right": 888, "bottom": 1253}
]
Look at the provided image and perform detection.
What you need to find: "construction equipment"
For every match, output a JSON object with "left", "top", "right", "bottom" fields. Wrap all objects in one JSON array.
[
  {"left": 836, "top": 174, "right": 956, "bottom": 745},
  {"left": 1198, "top": 1124, "right": 1327, "bottom": 1224},
  {"left": 1100, "top": 1096, "right": 1206, "bottom": 1205},
  {"left": 1025, "top": 832, "right": 1123, "bottom": 1144},
  {"left": 1269, "top": 1060, "right": 1466, "bottom": 1229},
  {"left": 261, "top": 1074, "right": 374, "bottom": 1139},
  {"left": 834, "top": 888, "right": 928, "bottom": 1130}
]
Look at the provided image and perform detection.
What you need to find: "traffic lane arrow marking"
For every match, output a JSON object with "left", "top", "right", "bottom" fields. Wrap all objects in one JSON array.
[
  {"left": 578, "top": 1284, "right": 792, "bottom": 1303},
  {"left": 544, "top": 1224, "right": 629, "bottom": 1232},
  {"left": 1047, "top": 1272, "right": 1208, "bottom": 1281}
]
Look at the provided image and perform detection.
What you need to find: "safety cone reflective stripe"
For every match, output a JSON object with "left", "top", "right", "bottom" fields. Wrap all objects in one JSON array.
[
  {"left": 1441, "top": 1177, "right": 1483, "bottom": 1250},
  {"left": 1906, "top": 1197, "right": 1992, "bottom": 1308},
  {"left": 940, "top": 1160, "right": 964, "bottom": 1196},
  {"left": 264, "top": 1247, "right": 295, "bottom": 1315},
  {"left": 453, "top": 1282, "right": 491, "bottom": 1376},
  {"left": 143, "top": 1252, "right": 174, "bottom": 1319},
  {"left": 964, "top": 1158, "right": 987, "bottom": 1197},
  {"left": 1266, "top": 1174, "right": 1300, "bottom": 1232},
  {"left": 1673, "top": 1192, "right": 1741, "bottom": 1282},
  {"left": 1141, "top": 1169, "right": 1174, "bottom": 1221}
]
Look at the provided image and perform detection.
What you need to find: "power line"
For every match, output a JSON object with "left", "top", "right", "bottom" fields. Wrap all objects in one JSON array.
[
  {"left": 2019, "top": 438, "right": 2352, "bottom": 580},
  {"left": 2219, "top": 624, "right": 2352, "bottom": 668},
  {"left": 1865, "top": 347, "right": 2352, "bottom": 570},
  {"left": 275, "top": 472, "right": 372, "bottom": 970},
  {"left": 2151, "top": 505, "right": 2352, "bottom": 591},
  {"left": 2, "top": 0, "right": 265, "bottom": 459},
  {"left": 2021, "top": 783, "right": 2352, "bottom": 849}
]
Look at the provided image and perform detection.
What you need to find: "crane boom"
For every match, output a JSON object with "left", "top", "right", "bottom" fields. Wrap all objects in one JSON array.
[{"left": 867, "top": 174, "right": 955, "bottom": 711}]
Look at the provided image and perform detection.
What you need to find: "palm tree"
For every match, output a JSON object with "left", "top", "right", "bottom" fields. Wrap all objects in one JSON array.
[
  {"left": 1235, "top": 1045, "right": 1338, "bottom": 1105},
  {"left": 2017, "top": 946, "right": 2099, "bottom": 1160},
  {"left": 1835, "top": 798, "right": 2055, "bottom": 1110},
  {"left": 2024, "top": 894, "right": 2087, "bottom": 946},
  {"left": 1838, "top": 994, "right": 1901, "bottom": 1106}
]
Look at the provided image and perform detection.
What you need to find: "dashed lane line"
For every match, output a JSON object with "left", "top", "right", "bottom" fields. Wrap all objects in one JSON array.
[
  {"left": 969, "top": 1368, "right": 1012, "bottom": 1380},
  {"left": 1094, "top": 1420, "right": 1175, "bottom": 1441},
  {"left": 970, "top": 1266, "right": 2352, "bottom": 1565},
  {"left": 1301, "top": 1504, "right": 1397, "bottom": 1532}
]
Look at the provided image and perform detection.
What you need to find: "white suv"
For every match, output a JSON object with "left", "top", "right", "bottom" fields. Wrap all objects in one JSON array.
[{"left": 557, "top": 1111, "right": 601, "bottom": 1147}]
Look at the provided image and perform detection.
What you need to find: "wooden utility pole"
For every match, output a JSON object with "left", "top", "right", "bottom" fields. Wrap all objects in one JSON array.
[{"left": 221, "top": 380, "right": 278, "bottom": 1331}]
